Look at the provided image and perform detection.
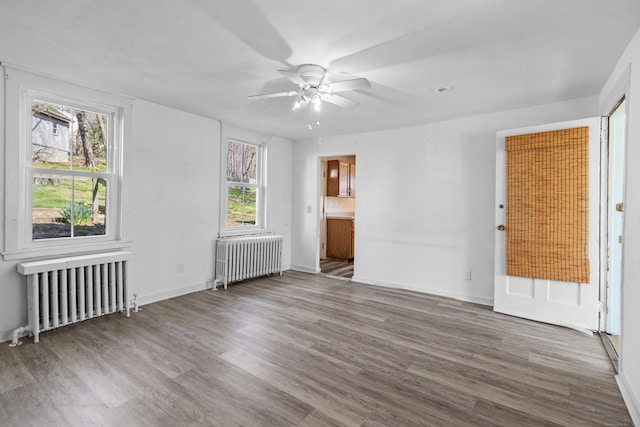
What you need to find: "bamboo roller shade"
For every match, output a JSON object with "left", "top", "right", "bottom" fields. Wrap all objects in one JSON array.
[{"left": 505, "top": 126, "right": 589, "bottom": 283}]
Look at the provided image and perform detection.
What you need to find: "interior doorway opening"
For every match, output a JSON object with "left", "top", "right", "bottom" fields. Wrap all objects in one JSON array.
[{"left": 319, "top": 155, "right": 356, "bottom": 279}]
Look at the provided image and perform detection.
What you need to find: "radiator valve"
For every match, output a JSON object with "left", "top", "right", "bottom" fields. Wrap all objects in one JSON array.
[
  {"left": 9, "top": 325, "right": 31, "bottom": 347},
  {"left": 131, "top": 293, "right": 140, "bottom": 312}
]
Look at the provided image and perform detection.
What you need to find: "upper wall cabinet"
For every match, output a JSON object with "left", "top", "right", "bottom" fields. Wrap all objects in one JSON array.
[{"left": 327, "top": 160, "right": 355, "bottom": 197}]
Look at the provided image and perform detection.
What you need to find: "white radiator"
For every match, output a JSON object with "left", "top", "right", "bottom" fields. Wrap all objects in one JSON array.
[
  {"left": 15, "top": 251, "right": 131, "bottom": 344},
  {"left": 215, "top": 235, "right": 283, "bottom": 289}
]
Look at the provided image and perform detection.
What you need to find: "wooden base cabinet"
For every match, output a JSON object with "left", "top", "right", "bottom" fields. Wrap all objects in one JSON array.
[{"left": 327, "top": 218, "right": 354, "bottom": 261}]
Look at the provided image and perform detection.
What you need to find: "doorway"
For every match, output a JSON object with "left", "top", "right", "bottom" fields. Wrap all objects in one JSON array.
[
  {"left": 602, "top": 98, "right": 627, "bottom": 369},
  {"left": 319, "top": 155, "right": 356, "bottom": 279}
]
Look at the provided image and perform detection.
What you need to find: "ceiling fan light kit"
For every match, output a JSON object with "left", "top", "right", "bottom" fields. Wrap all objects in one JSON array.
[{"left": 249, "top": 63, "right": 371, "bottom": 130}]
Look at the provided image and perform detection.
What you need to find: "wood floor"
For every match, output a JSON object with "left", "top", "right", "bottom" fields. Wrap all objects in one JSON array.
[
  {"left": 320, "top": 258, "right": 354, "bottom": 278},
  {"left": 0, "top": 270, "right": 632, "bottom": 426}
]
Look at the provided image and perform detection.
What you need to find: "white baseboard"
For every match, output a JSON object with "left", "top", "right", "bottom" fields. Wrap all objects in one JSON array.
[
  {"left": 135, "top": 280, "right": 212, "bottom": 307},
  {"left": 617, "top": 370, "right": 640, "bottom": 426},
  {"left": 351, "top": 275, "right": 493, "bottom": 307},
  {"left": 350, "top": 275, "right": 375, "bottom": 285},
  {"left": 290, "top": 264, "right": 320, "bottom": 274}
]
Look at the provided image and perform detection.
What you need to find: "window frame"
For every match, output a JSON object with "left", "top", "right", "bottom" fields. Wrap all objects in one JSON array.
[
  {"left": 2, "top": 66, "right": 133, "bottom": 261},
  {"left": 219, "top": 134, "right": 267, "bottom": 236},
  {"left": 28, "top": 94, "right": 118, "bottom": 243}
]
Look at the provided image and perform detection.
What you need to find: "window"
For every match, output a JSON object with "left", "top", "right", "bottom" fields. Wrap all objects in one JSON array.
[
  {"left": 2, "top": 66, "right": 131, "bottom": 261},
  {"left": 224, "top": 139, "right": 263, "bottom": 231},
  {"left": 30, "top": 99, "right": 113, "bottom": 241}
]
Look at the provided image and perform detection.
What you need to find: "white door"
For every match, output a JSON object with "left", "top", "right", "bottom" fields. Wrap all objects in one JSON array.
[{"left": 494, "top": 118, "right": 601, "bottom": 331}]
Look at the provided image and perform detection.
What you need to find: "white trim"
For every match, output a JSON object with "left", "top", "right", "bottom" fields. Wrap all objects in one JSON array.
[
  {"left": 2, "top": 240, "right": 132, "bottom": 261},
  {"left": 218, "top": 229, "right": 275, "bottom": 238},
  {"left": 24, "top": 92, "right": 120, "bottom": 248},
  {"left": 616, "top": 371, "right": 640, "bottom": 426},
  {"left": 601, "top": 64, "right": 631, "bottom": 116},
  {"left": 136, "top": 280, "right": 213, "bottom": 306},
  {"left": 598, "top": 115, "right": 609, "bottom": 333},
  {"left": 0, "top": 63, "right": 6, "bottom": 254},
  {"left": 351, "top": 275, "right": 494, "bottom": 306},
  {"left": 290, "top": 264, "right": 320, "bottom": 274}
]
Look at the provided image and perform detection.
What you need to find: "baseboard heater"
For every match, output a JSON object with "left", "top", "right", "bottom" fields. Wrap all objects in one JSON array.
[
  {"left": 13, "top": 251, "right": 132, "bottom": 345},
  {"left": 215, "top": 234, "right": 283, "bottom": 289}
]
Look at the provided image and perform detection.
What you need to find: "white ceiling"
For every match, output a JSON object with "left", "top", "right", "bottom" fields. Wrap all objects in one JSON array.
[{"left": 1, "top": 0, "right": 639, "bottom": 139}]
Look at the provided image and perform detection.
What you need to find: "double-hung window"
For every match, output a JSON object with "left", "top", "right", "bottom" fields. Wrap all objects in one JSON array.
[
  {"left": 2, "top": 67, "right": 129, "bottom": 260},
  {"left": 223, "top": 139, "right": 264, "bottom": 232},
  {"left": 30, "top": 99, "right": 117, "bottom": 241}
]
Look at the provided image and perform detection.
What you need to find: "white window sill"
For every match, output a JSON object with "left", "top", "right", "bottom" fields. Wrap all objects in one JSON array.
[
  {"left": 218, "top": 229, "right": 273, "bottom": 239},
  {"left": 2, "top": 239, "right": 133, "bottom": 261}
]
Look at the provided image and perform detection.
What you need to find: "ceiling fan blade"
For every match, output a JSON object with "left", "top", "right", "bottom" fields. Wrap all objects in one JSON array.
[
  {"left": 278, "top": 69, "right": 309, "bottom": 87},
  {"left": 323, "top": 77, "right": 371, "bottom": 93},
  {"left": 321, "top": 94, "right": 360, "bottom": 109},
  {"left": 190, "top": 0, "right": 292, "bottom": 66},
  {"left": 248, "top": 90, "right": 298, "bottom": 101}
]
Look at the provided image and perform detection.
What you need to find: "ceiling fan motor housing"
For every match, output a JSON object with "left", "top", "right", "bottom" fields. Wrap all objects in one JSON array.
[{"left": 296, "top": 64, "right": 326, "bottom": 87}]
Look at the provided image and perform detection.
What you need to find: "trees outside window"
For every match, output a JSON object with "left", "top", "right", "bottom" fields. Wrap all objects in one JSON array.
[{"left": 225, "top": 140, "right": 262, "bottom": 228}]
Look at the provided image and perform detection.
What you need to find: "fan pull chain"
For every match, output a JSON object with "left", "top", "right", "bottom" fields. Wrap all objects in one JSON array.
[{"left": 308, "top": 100, "right": 321, "bottom": 130}]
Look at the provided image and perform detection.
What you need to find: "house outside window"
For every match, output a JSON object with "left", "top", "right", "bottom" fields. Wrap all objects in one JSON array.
[{"left": 223, "top": 139, "right": 265, "bottom": 232}]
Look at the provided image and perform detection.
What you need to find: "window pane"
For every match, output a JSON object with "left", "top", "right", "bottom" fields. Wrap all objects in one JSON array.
[
  {"left": 32, "top": 174, "right": 107, "bottom": 239},
  {"left": 32, "top": 174, "right": 72, "bottom": 239},
  {"left": 227, "top": 185, "right": 257, "bottom": 226},
  {"left": 32, "top": 100, "right": 108, "bottom": 173},
  {"left": 32, "top": 100, "right": 72, "bottom": 169},
  {"left": 227, "top": 141, "right": 257, "bottom": 183},
  {"left": 75, "top": 109, "right": 108, "bottom": 173},
  {"left": 73, "top": 176, "right": 107, "bottom": 237}
]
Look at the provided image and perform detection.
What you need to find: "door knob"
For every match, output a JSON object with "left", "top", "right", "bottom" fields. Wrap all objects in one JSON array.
[{"left": 497, "top": 225, "right": 505, "bottom": 231}]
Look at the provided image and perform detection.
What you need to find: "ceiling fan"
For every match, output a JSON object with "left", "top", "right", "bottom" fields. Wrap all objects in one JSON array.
[{"left": 248, "top": 64, "right": 371, "bottom": 112}]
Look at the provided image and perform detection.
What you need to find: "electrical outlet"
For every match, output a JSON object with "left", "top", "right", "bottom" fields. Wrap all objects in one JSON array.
[
  {"left": 178, "top": 264, "right": 184, "bottom": 273},
  {"left": 464, "top": 270, "right": 472, "bottom": 281}
]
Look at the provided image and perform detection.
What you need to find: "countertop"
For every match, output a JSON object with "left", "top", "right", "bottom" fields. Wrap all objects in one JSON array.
[{"left": 326, "top": 212, "right": 355, "bottom": 220}]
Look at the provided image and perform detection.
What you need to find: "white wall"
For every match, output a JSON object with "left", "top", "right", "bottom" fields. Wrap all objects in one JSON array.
[
  {"left": 291, "top": 97, "right": 598, "bottom": 304},
  {"left": 129, "top": 100, "right": 221, "bottom": 305},
  {"left": 600, "top": 27, "right": 640, "bottom": 424},
  {"left": 267, "top": 135, "right": 293, "bottom": 270},
  {"left": 0, "top": 74, "right": 293, "bottom": 342}
]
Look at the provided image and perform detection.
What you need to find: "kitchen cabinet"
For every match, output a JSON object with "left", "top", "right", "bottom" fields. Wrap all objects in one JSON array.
[
  {"left": 327, "top": 218, "right": 354, "bottom": 261},
  {"left": 327, "top": 160, "right": 355, "bottom": 197},
  {"left": 348, "top": 163, "right": 356, "bottom": 197}
]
